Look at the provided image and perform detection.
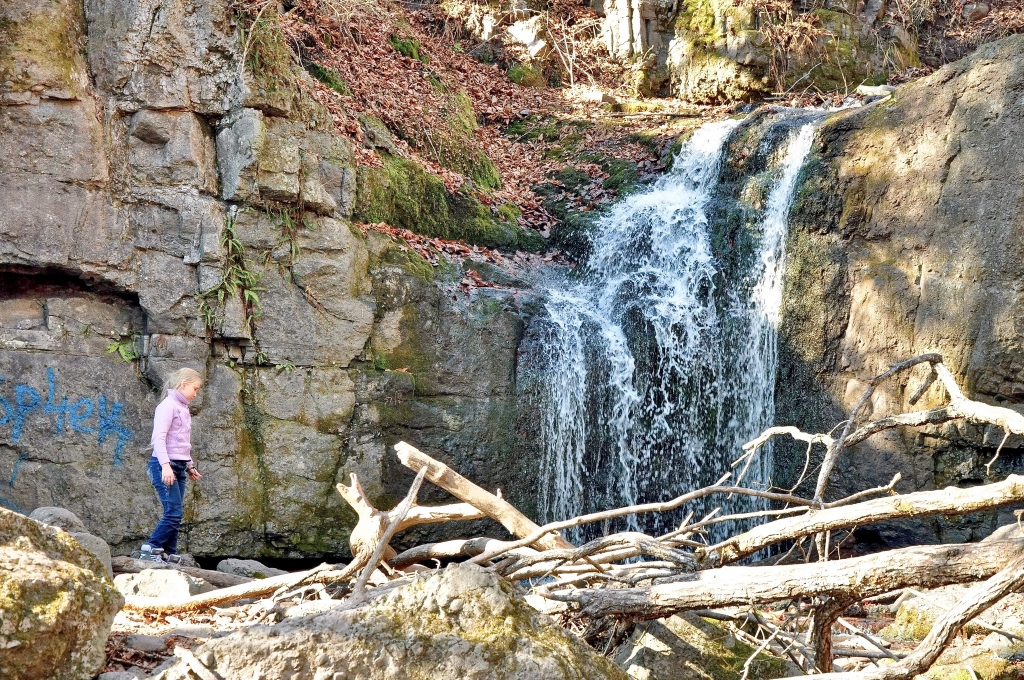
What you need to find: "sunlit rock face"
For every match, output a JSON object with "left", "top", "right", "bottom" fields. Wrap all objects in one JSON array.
[
  {"left": 772, "top": 35, "right": 1024, "bottom": 547},
  {"left": 0, "top": 0, "right": 542, "bottom": 558}
]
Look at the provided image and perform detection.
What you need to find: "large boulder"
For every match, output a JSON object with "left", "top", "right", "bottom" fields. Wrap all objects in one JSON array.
[
  {"left": 152, "top": 562, "right": 627, "bottom": 679},
  {"left": 0, "top": 507, "right": 124, "bottom": 680},
  {"left": 27, "top": 506, "right": 113, "bottom": 577},
  {"left": 28, "top": 506, "right": 88, "bottom": 533},
  {"left": 216, "top": 557, "right": 287, "bottom": 579},
  {"left": 114, "top": 569, "right": 216, "bottom": 599},
  {"left": 770, "top": 34, "right": 1024, "bottom": 545},
  {"left": 69, "top": 531, "right": 114, "bottom": 578}
]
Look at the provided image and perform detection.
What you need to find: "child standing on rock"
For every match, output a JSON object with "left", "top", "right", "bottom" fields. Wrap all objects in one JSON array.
[{"left": 140, "top": 367, "right": 203, "bottom": 563}]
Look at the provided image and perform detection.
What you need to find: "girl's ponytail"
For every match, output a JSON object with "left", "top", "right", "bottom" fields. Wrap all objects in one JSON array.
[{"left": 164, "top": 367, "right": 203, "bottom": 393}]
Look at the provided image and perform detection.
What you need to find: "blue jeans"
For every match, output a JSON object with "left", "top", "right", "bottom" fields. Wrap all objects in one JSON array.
[{"left": 147, "top": 457, "right": 187, "bottom": 554}]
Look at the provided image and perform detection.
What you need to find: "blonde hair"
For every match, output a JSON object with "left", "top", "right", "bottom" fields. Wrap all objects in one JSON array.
[{"left": 164, "top": 367, "right": 203, "bottom": 393}]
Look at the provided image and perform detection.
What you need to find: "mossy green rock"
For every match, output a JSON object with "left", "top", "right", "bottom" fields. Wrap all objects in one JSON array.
[
  {"left": 0, "top": 507, "right": 124, "bottom": 680},
  {"left": 0, "top": 0, "right": 90, "bottom": 97},
  {"left": 153, "top": 562, "right": 627, "bottom": 680},
  {"left": 354, "top": 153, "right": 542, "bottom": 250},
  {"left": 615, "top": 613, "right": 796, "bottom": 679}
]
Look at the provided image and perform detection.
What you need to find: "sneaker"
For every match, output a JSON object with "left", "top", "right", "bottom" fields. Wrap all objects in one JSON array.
[
  {"left": 139, "top": 545, "right": 164, "bottom": 563},
  {"left": 161, "top": 553, "right": 182, "bottom": 565}
]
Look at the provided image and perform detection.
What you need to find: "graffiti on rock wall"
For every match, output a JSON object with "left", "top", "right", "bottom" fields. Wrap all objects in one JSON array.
[{"left": 2, "top": 367, "right": 134, "bottom": 486}]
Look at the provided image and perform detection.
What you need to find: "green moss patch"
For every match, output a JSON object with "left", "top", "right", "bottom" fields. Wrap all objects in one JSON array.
[
  {"left": 0, "top": 0, "right": 87, "bottom": 94},
  {"left": 355, "top": 154, "right": 541, "bottom": 250},
  {"left": 390, "top": 34, "right": 429, "bottom": 63},
  {"left": 303, "top": 62, "right": 350, "bottom": 95},
  {"left": 507, "top": 62, "right": 546, "bottom": 87}
]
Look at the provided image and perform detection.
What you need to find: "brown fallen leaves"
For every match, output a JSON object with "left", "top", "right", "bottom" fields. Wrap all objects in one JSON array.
[
  {"left": 358, "top": 221, "right": 571, "bottom": 293},
  {"left": 232, "top": 0, "right": 711, "bottom": 245}
]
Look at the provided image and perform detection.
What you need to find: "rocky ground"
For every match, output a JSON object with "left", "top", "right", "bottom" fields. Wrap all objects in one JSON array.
[{"left": 97, "top": 563, "right": 1024, "bottom": 680}]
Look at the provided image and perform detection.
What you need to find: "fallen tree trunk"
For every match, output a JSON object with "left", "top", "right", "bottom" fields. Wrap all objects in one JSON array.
[
  {"left": 699, "top": 474, "right": 1024, "bottom": 567},
  {"left": 546, "top": 538, "right": 1024, "bottom": 619},
  {"left": 111, "top": 556, "right": 253, "bottom": 588},
  {"left": 813, "top": 548, "right": 1024, "bottom": 679},
  {"left": 121, "top": 563, "right": 348, "bottom": 614},
  {"left": 395, "top": 442, "right": 573, "bottom": 550}
]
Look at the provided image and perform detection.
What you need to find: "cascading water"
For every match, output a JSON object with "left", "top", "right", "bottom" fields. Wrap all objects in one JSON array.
[{"left": 532, "top": 117, "right": 817, "bottom": 544}]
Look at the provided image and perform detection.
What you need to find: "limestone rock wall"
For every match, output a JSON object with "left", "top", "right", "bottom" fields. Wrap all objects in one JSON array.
[
  {"left": 775, "top": 35, "right": 1024, "bottom": 545},
  {"left": 593, "top": 0, "right": 918, "bottom": 101},
  {"left": 0, "top": 0, "right": 540, "bottom": 557}
]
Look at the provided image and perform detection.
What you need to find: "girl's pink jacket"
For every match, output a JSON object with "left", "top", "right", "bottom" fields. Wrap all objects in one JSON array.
[{"left": 150, "top": 390, "right": 193, "bottom": 465}]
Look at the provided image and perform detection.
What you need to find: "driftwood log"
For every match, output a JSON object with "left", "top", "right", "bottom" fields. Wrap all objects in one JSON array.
[{"left": 545, "top": 537, "right": 1024, "bottom": 617}]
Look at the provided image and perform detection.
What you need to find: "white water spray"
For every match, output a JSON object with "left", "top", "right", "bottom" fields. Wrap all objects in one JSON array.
[{"left": 534, "top": 119, "right": 817, "bottom": 543}]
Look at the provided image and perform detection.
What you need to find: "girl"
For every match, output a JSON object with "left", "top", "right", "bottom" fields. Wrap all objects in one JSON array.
[{"left": 140, "top": 367, "right": 203, "bottom": 562}]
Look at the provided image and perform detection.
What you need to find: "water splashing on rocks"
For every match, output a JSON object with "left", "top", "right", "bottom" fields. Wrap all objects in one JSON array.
[{"left": 531, "top": 119, "right": 817, "bottom": 543}]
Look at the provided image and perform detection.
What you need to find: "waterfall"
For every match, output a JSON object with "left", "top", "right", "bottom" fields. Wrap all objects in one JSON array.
[{"left": 534, "top": 118, "right": 817, "bottom": 544}]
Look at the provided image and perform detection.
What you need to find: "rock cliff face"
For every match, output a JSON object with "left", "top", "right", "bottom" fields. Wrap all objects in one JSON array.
[
  {"left": 593, "top": 0, "right": 918, "bottom": 101},
  {"left": 0, "top": 0, "right": 540, "bottom": 557},
  {"left": 775, "top": 34, "right": 1024, "bottom": 545}
]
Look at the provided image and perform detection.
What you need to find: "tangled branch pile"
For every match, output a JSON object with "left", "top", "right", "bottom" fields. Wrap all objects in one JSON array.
[{"left": 124, "top": 353, "right": 1024, "bottom": 678}]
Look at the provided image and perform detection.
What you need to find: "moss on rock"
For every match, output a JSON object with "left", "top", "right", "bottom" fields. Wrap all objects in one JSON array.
[
  {"left": 0, "top": 0, "right": 89, "bottom": 95},
  {"left": 616, "top": 613, "right": 794, "bottom": 679},
  {"left": 0, "top": 508, "right": 123, "bottom": 680},
  {"left": 354, "top": 154, "right": 541, "bottom": 250}
]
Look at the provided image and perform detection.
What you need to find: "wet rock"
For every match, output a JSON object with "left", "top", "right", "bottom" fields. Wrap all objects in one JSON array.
[
  {"left": 151, "top": 563, "right": 627, "bottom": 680},
  {"left": 0, "top": 508, "right": 123, "bottom": 680},
  {"left": 774, "top": 35, "right": 1024, "bottom": 545},
  {"left": 216, "top": 557, "right": 287, "bottom": 579},
  {"left": 114, "top": 569, "right": 217, "bottom": 599}
]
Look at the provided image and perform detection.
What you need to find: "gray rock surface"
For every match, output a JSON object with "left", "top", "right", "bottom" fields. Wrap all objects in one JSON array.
[
  {"left": 125, "top": 634, "right": 169, "bottom": 653},
  {"left": 614, "top": 613, "right": 796, "bottom": 680},
  {"left": 0, "top": 508, "right": 123, "bottom": 680},
  {"left": 69, "top": 531, "right": 113, "bottom": 578},
  {"left": 97, "top": 672, "right": 146, "bottom": 680},
  {"left": 28, "top": 506, "right": 88, "bottom": 533},
  {"left": 152, "top": 562, "right": 627, "bottom": 680},
  {"left": 216, "top": 557, "right": 287, "bottom": 578},
  {"left": 0, "top": 0, "right": 543, "bottom": 559},
  {"left": 773, "top": 34, "right": 1024, "bottom": 546},
  {"left": 114, "top": 569, "right": 217, "bottom": 599}
]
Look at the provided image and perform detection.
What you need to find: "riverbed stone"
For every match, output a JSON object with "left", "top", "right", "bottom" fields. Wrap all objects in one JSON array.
[
  {"left": 216, "top": 557, "right": 287, "bottom": 579},
  {"left": 29, "top": 506, "right": 88, "bottom": 533},
  {"left": 114, "top": 569, "right": 217, "bottom": 599},
  {"left": 151, "top": 563, "right": 628, "bottom": 680},
  {"left": 0, "top": 507, "right": 123, "bottom": 680},
  {"left": 69, "top": 531, "right": 114, "bottom": 578}
]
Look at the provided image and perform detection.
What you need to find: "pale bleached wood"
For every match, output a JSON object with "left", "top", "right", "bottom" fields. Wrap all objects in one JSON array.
[
  {"left": 699, "top": 474, "right": 1024, "bottom": 567},
  {"left": 811, "top": 549, "right": 1024, "bottom": 680},
  {"left": 352, "top": 467, "right": 427, "bottom": 597},
  {"left": 395, "top": 441, "right": 573, "bottom": 550},
  {"left": 543, "top": 538, "right": 1024, "bottom": 619}
]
